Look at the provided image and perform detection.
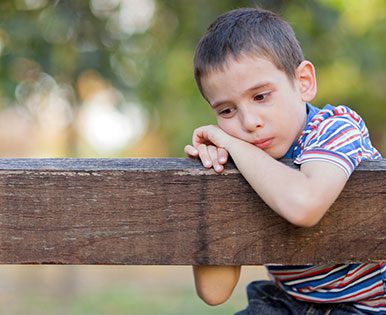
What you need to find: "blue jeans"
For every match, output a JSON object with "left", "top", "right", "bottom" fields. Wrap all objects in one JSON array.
[{"left": 235, "top": 281, "right": 365, "bottom": 315}]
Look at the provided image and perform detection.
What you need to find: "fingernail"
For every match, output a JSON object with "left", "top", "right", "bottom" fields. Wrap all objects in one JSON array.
[
  {"left": 215, "top": 165, "right": 222, "bottom": 172},
  {"left": 204, "top": 161, "right": 211, "bottom": 167},
  {"left": 219, "top": 157, "right": 226, "bottom": 163}
]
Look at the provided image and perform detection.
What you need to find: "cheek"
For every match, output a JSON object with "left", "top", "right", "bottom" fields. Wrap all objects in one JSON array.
[
  {"left": 274, "top": 111, "right": 301, "bottom": 151},
  {"left": 268, "top": 109, "right": 285, "bottom": 131},
  {"left": 217, "top": 119, "right": 240, "bottom": 137}
]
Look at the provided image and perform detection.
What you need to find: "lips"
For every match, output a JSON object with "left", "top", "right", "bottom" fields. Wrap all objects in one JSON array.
[{"left": 252, "top": 138, "right": 273, "bottom": 149}]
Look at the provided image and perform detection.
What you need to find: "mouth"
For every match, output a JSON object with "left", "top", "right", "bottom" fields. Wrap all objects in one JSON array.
[{"left": 252, "top": 138, "right": 273, "bottom": 149}]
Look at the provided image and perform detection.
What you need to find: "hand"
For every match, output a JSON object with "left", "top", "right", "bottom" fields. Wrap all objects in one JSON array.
[
  {"left": 184, "top": 125, "right": 236, "bottom": 173},
  {"left": 184, "top": 143, "right": 228, "bottom": 173}
]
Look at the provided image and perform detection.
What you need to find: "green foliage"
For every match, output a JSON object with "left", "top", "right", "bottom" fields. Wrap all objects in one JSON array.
[{"left": 0, "top": 0, "right": 385, "bottom": 156}]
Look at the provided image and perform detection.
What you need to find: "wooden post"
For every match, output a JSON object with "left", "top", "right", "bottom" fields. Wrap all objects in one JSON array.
[{"left": 0, "top": 158, "right": 385, "bottom": 265}]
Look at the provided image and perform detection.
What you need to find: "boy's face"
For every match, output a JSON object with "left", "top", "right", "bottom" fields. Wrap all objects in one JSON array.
[{"left": 201, "top": 54, "right": 311, "bottom": 159}]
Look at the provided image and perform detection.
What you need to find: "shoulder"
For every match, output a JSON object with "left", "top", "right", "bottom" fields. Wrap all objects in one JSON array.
[
  {"left": 296, "top": 104, "right": 381, "bottom": 178},
  {"left": 309, "top": 105, "right": 363, "bottom": 133},
  {"left": 301, "top": 105, "right": 366, "bottom": 153}
]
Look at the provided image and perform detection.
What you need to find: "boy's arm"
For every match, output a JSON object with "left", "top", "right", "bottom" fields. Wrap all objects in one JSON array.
[
  {"left": 193, "top": 265, "right": 241, "bottom": 306},
  {"left": 226, "top": 138, "right": 347, "bottom": 227},
  {"left": 186, "top": 125, "right": 348, "bottom": 227}
]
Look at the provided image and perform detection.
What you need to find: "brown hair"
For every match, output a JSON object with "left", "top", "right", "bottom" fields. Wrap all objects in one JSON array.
[{"left": 194, "top": 7, "right": 304, "bottom": 96}]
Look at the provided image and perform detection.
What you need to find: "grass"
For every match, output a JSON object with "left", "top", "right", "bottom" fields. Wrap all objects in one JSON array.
[{"left": 3, "top": 285, "right": 247, "bottom": 315}]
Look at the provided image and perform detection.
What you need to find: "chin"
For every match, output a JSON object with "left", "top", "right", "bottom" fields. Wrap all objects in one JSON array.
[{"left": 265, "top": 147, "right": 286, "bottom": 159}]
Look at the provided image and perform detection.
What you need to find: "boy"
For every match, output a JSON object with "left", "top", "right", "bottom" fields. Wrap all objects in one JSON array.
[{"left": 184, "top": 7, "right": 384, "bottom": 315}]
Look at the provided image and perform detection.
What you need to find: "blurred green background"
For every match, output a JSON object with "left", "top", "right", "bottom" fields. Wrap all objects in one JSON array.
[
  {"left": 0, "top": 265, "right": 268, "bottom": 315},
  {"left": 0, "top": 0, "right": 384, "bottom": 158},
  {"left": 0, "top": 0, "right": 385, "bottom": 314}
]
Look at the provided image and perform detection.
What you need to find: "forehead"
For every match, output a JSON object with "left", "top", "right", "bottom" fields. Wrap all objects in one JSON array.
[{"left": 201, "top": 54, "right": 290, "bottom": 102}]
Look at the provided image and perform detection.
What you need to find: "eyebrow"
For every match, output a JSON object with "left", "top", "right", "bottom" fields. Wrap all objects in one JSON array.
[{"left": 211, "top": 81, "right": 274, "bottom": 108}]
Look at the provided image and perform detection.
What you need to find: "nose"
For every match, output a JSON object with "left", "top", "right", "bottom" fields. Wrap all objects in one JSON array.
[{"left": 240, "top": 107, "right": 263, "bottom": 132}]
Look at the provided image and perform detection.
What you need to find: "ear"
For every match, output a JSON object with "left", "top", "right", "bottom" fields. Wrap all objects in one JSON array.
[{"left": 295, "top": 60, "right": 317, "bottom": 102}]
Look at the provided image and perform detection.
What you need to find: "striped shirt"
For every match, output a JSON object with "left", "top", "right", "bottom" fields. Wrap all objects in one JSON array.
[{"left": 267, "top": 104, "right": 384, "bottom": 314}]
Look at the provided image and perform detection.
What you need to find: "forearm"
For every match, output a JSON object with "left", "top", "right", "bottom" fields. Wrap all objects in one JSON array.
[
  {"left": 193, "top": 265, "right": 241, "bottom": 306},
  {"left": 225, "top": 139, "right": 319, "bottom": 227},
  {"left": 187, "top": 124, "right": 344, "bottom": 226}
]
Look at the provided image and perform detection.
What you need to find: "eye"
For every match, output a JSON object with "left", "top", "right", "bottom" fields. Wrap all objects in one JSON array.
[
  {"left": 218, "top": 107, "right": 235, "bottom": 117},
  {"left": 253, "top": 92, "right": 270, "bottom": 102}
]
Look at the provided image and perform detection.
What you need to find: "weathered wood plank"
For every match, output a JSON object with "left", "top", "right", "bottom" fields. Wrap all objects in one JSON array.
[{"left": 0, "top": 158, "right": 385, "bottom": 265}]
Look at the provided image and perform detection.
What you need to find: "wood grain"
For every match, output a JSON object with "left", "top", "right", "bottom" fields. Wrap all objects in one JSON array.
[{"left": 0, "top": 158, "right": 384, "bottom": 265}]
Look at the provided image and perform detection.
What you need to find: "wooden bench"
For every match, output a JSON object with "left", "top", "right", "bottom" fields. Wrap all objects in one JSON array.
[{"left": 0, "top": 158, "right": 384, "bottom": 265}]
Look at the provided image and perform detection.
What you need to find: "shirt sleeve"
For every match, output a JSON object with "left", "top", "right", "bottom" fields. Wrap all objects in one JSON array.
[{"left": 294, "top": 117, "right": 365, "bottom": 178}]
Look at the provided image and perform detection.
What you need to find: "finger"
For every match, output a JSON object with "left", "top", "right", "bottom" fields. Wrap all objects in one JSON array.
[
  {"left": 208, "top": 145, "right": 223, "bottom": 173},
  {"left": 192, "top": 126, "right": 211, "bottom": 148},
  {"left": 217, "top": 148, "right": 229, "bottom": 165},
  {"left": 184, "top": 145, "right": 199, "bottom": 157},
  {"left": 197, "top": 144, "right": 212, "bottom": 168}
]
